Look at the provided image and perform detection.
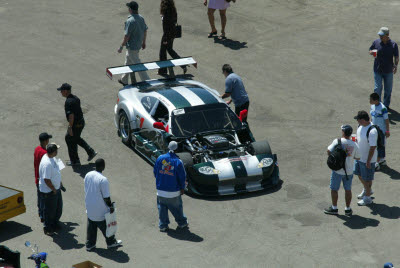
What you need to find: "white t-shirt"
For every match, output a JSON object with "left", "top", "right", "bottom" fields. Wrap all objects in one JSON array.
[
  {"left": 84, "top": 171, "right": 110, "bottom": 221},
  {"left": 328, "top": 138, "right": 360, "bottom": 175},
  {"left": 39, "top": 154, "right": 62, "bottom": 193},
  {"left": 357, "top": 123, "right": 378, "bottom": 163}
]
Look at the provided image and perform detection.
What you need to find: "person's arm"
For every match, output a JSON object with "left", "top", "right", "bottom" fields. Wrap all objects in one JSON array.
[
  {"left": 394, "top": 56, "right": 399, "bottom": 74},
  {"left": 44, "top": 179, "right": 57, "bottom": 194},
  {"left": 327, "top": 150, "right": 331, "bottom": 156},
  {"left": 369, "top": 41, "right": 376, "bottom": 55},
  {"left": 118, "top": 35, "right": 130, "bottom": 53},
  {"left": 101, "top": 179, "right": 114, "bottom": 213},
  {"left": 385, "top": 119, "right": 390, "bottom": 137},
  {"left": 67, "top": 113, "right": 74, "bottom": 136},
  {"left": 366, "top": 146, "right": 376, "bottom": 168},
  {"left": 220, "top": 92, "right": 231, "bottom": 99},
  {"left": 142, "top": 30, "right": 147, "bottom": 49},
  {"left": 204, "top": 0, "right": 207, "bottom": 6}
]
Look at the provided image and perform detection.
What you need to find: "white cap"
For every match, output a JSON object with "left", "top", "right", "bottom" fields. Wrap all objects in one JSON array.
[{"left": 168, "top": 141, "right": 178, "bottom": 151}]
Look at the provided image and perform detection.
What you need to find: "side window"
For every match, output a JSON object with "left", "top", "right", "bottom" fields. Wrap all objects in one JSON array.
[
  {"left": 141, "top": 96, "right": 158, "bottom": 113},
  {"left": 153, "top": 102, "right": 169, "bottom": 125}
]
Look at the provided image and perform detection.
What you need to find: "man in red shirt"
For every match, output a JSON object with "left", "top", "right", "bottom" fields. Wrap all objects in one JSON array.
[{"left": 34, "top": 132, "right": 52, "bottom": 222}]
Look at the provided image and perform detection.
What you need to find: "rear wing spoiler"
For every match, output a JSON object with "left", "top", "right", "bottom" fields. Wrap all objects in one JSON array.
[{"left": 106, "top": 57, "right": 197, "bottom": 80}]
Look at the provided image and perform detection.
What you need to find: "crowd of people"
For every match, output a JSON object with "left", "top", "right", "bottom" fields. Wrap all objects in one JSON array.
[
  {"left": 324, "top": 27, "right": 397, "bottom": 216},
  {"left": 28, "top": 1, "right": 397, "bottom": 264}
]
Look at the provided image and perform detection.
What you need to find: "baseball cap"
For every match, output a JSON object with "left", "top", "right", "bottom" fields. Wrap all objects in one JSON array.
[
  {"left": 354, "top": 110, "right": 370, "bottom": 121},
  {"left": 57, "top": 83, "right": 71, "bottom": 91},
  {"left": 46, "top": 142, "right": 60, "bottom": 154},
  {"left": 341, "top": 125, "right": 353, "bottom": 136},
  {"left": 168, "top": 141, "right": 178, "bottom": 151},
  {"left": 39, "top": 132, "right": 53, "bottom": 142},
  {"left": 126, "top": 1, "right": 138, "bottom": 10},
  {"left": 378, "top": 27, "right": 389, "bottom": 36},
  {"left": 383, "top": 263, "right": 394, "bottom": 268}
]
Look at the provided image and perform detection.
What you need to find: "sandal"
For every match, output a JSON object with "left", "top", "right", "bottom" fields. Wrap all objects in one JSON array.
[
  {"left": 208, "top": 31, "right": 217, "bottom": 38},
  {"left": 218, "top": 32, "right": 226, "bottom": 39}
]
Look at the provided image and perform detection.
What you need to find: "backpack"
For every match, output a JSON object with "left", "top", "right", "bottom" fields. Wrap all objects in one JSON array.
[
  {"left": 327, "top": 139, "right": 349, "bottom": 179},
  {"left": 367, "top": 125, "right": 385, "bottom": 150}
]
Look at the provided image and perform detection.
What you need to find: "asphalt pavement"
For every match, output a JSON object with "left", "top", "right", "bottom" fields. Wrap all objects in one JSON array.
[{"left": 0, "top": 0, "right": 400, "bottom": 267}]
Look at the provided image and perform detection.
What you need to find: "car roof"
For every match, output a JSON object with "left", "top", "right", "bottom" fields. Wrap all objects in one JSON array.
[{"left": 122, "top": 78, "right": 224, "bottom": 111}]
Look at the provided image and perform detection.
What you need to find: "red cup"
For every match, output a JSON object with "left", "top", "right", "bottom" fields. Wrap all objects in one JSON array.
[
  {"left": 372, "top": 49, "right": 377, "bottom": 58},
  {"left": 351, "top": 134, "right": 357, "bottom": 142}
]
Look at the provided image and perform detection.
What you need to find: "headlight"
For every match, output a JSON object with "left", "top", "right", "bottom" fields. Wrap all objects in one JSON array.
[
  {"left": 198, "top": 166, "right": 220, "bottom": 175},
  {"left": 257, "top": 158, "right": 273, "bottom": 168}
]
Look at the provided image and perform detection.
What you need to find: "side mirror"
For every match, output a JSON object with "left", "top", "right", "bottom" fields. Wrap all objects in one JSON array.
[
  {"left": 239, "top": 109, "right": 248, "bottom": 122},
  {"left": 153, "top": 122, "right": 166, "bottom": 131}
]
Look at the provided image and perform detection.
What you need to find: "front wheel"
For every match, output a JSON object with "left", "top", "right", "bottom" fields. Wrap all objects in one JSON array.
[
  {"left": 119, "top": 110, "right": 132, "bottom": 145},
  {"left": 249, "top": 140, "right": 272, "bottom": 155}
]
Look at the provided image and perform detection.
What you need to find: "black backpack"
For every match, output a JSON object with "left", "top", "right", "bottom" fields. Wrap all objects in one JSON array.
[
  {"left": 367, "top": 125, "right": 385, "bottom": 150},
  {"left": 327, "top": 138, "right": 349, "bottom": 179}
]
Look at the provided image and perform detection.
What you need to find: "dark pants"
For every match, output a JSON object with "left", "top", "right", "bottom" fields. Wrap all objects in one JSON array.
[
  {"left": 42, "top": 190, "right": 63, "bottom": 231},
  {"left": 159, "top": 38, "right": 184, "bottom": 74},
  {"left": 36, "top": 184, "right": 43, "bottom": 219},
  {"left": 86, "top": 218, "right": 117, "bottom": 248},
  {"left": 65, "top": 120, "right": 94, "bottom": 163},
  {"left": 235, "top": 101, "right": 250, "bottom": 123}
]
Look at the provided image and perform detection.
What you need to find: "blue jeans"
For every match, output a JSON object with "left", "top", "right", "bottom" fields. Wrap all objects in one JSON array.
[
  {"left": 374, "top": 72, "right": 393, "bottom": 107},
  {"left": 354, "top": 161, "right": 375, "bottom": 181},
  {"left": 42, "top": 190, "right": 63, "bottom": 231},
  {"left": 157, "top": 195, "right": 187, "bottom": 229},
  {"left": 330, "top": 171, "right": 353, "bottom": 191}
]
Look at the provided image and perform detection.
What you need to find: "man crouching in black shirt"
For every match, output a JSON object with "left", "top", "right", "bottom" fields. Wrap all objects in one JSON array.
[{"left": 57, "top": 83, "right": 97, "bottom": 166}]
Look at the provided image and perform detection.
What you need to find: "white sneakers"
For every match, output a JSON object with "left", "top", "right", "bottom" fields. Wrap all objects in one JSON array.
[
  {"left": 357, "top": 189, "right": 374, "bottom": 199},
  {"left": 357, "top": 196, "right": 373, "bottom": 206}
]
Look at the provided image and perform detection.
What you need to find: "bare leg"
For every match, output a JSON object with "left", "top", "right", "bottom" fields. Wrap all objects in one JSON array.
[
  {"left": 331, "top": 190, "right": 338, "bottom": 207},
  {"left": 364, "top": 181, "right": 372, "bottom": 197},
  {"left": 344, "top": 190, "right": 352, "bottom": 207},
  {"left": 219, "top": 9, "right": 227, "bottom": 36},
  {"left": 207, "top": 8, "right": 217, "bottom": 33}
]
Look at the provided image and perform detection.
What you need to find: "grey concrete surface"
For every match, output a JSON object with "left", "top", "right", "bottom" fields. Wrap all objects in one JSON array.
[{"left": 1, "top": 0, "right": 400, "bottom": 267}]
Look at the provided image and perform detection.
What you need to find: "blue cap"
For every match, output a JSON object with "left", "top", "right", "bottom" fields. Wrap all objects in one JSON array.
[
  {"left": 384, "top": 263, "right": 394, "bottom": 268},
  {"left": 38, "top": 252, "right": 47, "bottom": 261}
]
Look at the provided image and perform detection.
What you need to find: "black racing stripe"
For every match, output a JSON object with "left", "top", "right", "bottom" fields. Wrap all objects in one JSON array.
[
  {"left": 157, "top": 88, "right": 191, "bottom": 108},
  {"left": 185, "top": 87, "right": 219, "bottom": 104},
  {"left": 230, "top": 160, "right": 247, "bottom": 178}
]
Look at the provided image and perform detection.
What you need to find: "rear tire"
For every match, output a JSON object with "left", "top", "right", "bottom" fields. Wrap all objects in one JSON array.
[
  {"left": 119, "top": 110, "right": 132, "bottom": 145},
  {"left": 249, "top": 140, "right": 272, "bottom": 155}
]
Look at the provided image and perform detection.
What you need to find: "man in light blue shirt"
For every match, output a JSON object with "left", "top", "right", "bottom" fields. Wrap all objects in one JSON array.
[
  {"left": 220, "top": 64, "right": 250, "bottom": 123},
  {"left": 370, "top": 92, "right": 390, "bottom": 169},
  {"left": 117, "top": 1, "right": 149, "bottom": 85}
]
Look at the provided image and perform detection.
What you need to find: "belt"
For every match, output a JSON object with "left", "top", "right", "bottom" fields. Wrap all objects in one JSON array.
[{"left": 42, "top": 189, "right": 60, "bottom": 197}]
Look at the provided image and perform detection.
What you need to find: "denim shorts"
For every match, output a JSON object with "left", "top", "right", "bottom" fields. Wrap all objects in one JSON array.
[
  {"left": 330, "top": 171, "right": 353, "bottom": 191},
  {"left": 354, "top": 161, "right": 375, "bottom": 181}
]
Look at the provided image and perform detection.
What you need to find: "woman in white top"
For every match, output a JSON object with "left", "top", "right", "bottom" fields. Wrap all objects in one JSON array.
[{"left": 203, "top": 0, "right": 235, "bottom": 39}]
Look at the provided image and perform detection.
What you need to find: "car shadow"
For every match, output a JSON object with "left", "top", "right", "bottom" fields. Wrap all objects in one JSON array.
[
  {"left": 166, "top": 227, "right": 203, "bottom": 242},
  {"left": 92, "top": 247, "right": 130, "bottom": 263},
  {"left": 52, "top": 222, "right": 85, "bottom": 250},
  {"left": 189, "top": 180, "right": 283, "bottom": 201},
  {"left": 72, "top": 163, "right": 96, "bottom": 179},
  {"left": 388, "top": 108, "right": 400, "bottom": 125},
  {"left": 0, "top": 221, "right": 32, "bottom": 243},
  {"left": 380, "top": 165, "right": 400, "bottom": 180},
  {"left": 368, "top": 203, "right": 400, "bottom": 219},
  {"left": 336, "top": 214, "right": 380, "bottom": 229},
  {"left": 213, "top": 36, "right": 248, "bottom": 50}
]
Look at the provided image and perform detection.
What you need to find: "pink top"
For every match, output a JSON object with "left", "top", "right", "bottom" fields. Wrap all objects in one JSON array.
[{"left": 208, "top": 0, "right": 230, "bottom": 10}]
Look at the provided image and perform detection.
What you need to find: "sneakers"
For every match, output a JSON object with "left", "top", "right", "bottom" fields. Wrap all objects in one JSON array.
[
  {"left": 323, "top": 206, "right": 338, "bottom": 215},
  {"left": 358, "top": 197, "right": 373, "bottom": 206},
  {"left": 107, "top": 240, "right": 122, "bottom": 249},
  {"left": 344, "top": 208, "right": 353, "bottom": 216},
  {"left": 178, "top": 222, "right": 189, "bottom": 229},
  {"left": 379, "top": 160, "right": 387, "bottom": 166},
  {"left": 66, "top": 161, "right": 81, "bottom": 166},
  {"left": 375, "top": 162, "right": 381, "bottom": 171},
  {"left": 86, "top": 245, "right": 96, "bottom": 252},
  {"left": 160, "top": 227, "right": 169, "bottom": 232},
  {"left": 357, "top": 189, "right": 374, "bottom": 199},
  {"left": 87, "top": 151, "right": 98, "bottom": 162}
]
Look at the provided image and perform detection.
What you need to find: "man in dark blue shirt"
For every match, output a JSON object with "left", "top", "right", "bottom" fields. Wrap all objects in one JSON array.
[{"left": 369, "top": 27, "right": 399, "bottom": 109}]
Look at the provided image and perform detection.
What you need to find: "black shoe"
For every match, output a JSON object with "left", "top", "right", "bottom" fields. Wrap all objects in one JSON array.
[
  {"left": 66, "top": 161, "right": 81, "bottom": 166},
  {"left": 118, "top": 79, "right": 127, "bottom": 86},
  {"left": 344, "top": 208, "right": 353, "bottom": 216},
  {"left": 44, "top": 228, "right": 54, "bottom": 236},
  {"left": 323, "top": 206, "right": 338, "bottom": 215},
  {"left": 87, "top": 151, "right": 98, "bottom": 162}
]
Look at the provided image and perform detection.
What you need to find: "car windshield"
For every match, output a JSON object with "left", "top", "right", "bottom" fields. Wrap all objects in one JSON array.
[{"left": 171, "top": 103, "right": 242, "bottom": 137}]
